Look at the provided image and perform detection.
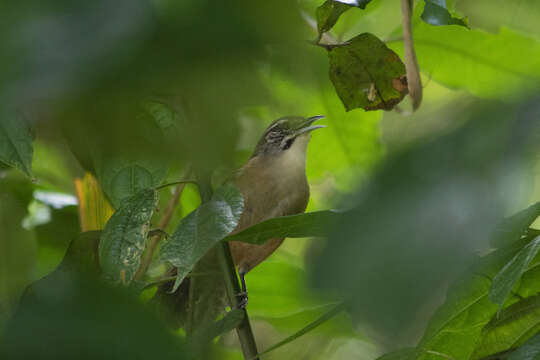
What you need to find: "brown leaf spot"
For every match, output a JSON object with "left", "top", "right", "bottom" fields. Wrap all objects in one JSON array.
[{"left": 392, "top": 75, "right": 408, "bottom": 94}]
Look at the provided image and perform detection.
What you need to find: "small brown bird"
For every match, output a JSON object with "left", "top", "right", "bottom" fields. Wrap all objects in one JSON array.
[
  {"left": 155, "top": 115, "right": 324, "bottom": 323},
  {"left": 229, "top": 115, "right": 325, "bottom": 298}
]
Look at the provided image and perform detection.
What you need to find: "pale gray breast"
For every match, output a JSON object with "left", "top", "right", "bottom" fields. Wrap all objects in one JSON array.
[
  {"left": 229, "top": 155, "right": 310, "bottom": 273},
  {"left": 233, "top": 155, "right": 310, "bottom": 233}
]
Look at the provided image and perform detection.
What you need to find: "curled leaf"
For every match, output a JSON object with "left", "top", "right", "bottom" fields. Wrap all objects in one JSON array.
[{"left": 328, "top": 33, "right": 407, "bottom": 111}]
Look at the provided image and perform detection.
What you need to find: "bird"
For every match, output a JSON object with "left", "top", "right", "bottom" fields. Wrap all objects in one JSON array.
[
  {"left": 229, "top": 115, "right": 325, "bottom": 301},
  {"left": 154, "top": 115, "right": 325, "bottom": 324}
]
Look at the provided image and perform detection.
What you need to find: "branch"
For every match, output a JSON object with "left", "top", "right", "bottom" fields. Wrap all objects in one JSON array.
[
  {"left": 134, "top": 181, "right": 188, "bottom": 280},
  {"left": 401, "top": 0, "right": 423, "bottom": 111},
  {"left": 197, "top": 169, "right": 260, "bottom": 360}
]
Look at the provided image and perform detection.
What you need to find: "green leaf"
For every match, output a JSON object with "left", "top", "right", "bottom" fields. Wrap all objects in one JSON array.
[
  {"left": 0, "top": 112, "right": 34, "bottom": 177},
  {"left": 309, "top": 99, "right": 540, "bottom": 338},
  {"left": 455, "top": 0, "right": 540, "bottom": 39},
  {"left": 409, "top": 230, "right": 540, "bottom": 360},
  {"left": 490, "top": 235, "right": 540, "bottom": 308},
  {"left": 4, "top": 273, "right": 189, "bottom": 360},
  {"left": 193, "top": 309, "right": 245, "bottom": 344},
  {"left": 0, "top": 175, "right": 36, "bottom": 328},
  {"left": 328, "top": 33, "right": 407, "bottom": 111},
  {"left": 225, "top": 210, "right": 339, "bottom": 244},
  {"left": 248, "top": 259, "right": 339, "bottom": 318},
  {"left": 33, "top": 204, "right": 81, "bottom": 278},
  {"left": 388, "top": 25, "right": 540, "bottom": 99},
  {"left": 187, "top": 247, "right": 228, "bottom": 336},
  {"left": 421, "top": 0, "right": 468, "bottom": 28},
  {"left": 60, "top": 231, "right": 102, "bottom": 274},
  {"left": 160, "top": 184, "right": 244, "bottom": 291},
  {"left": 507, "top": 330, "right": 540, "bottom": 360},
  {"left": 252, "top": 302, "right": 347, "bottom": 359},
  {"left": 99, "top": 189, "right": 158, "bottom": 285},
  {"left": 94, "top": 156, "right": 168, "bottom": 209},
  {"left": 254, "top": 303, "right": 356, "bottom": 338},
  {"left": 492, "top": 202, "right": 540, "bottom": 247},
  {"left": 415, "top": 273, "right": 498, "bottom": 360},
  {"left": 473, "top": 294, "right": 540, "bottom": 359},
  {"left": 376, "top": 348, "right": 417, "bottom": 360},
  {"left": 142, "top": 101, "right": 179, "bottom": 132},
  {"left": 316, "top": 0, "right": 373, "bottom": 36}
]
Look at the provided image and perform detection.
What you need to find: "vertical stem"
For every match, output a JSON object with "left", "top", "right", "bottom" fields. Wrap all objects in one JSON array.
[
  {"left": 216, "top": 242, "right": 259, "bottom": 359},
  {"left": 197, "top": 169, "right": 259, "bottom": 360},
  {"left": 135, "top": 182, "right": 187, "bottom": 280},
  {"left": 401, "top": 0, "right": 423, "bottom": 110}
]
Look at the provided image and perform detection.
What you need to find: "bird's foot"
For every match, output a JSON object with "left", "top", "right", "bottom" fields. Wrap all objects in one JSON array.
[{"left": 236, "top": 291, "right": 249, "bottom": 309}]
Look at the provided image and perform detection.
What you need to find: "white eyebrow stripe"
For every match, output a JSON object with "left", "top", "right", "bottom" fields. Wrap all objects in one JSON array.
[{"left": 266, "top": 119, "right": 287, "bottom": 132}]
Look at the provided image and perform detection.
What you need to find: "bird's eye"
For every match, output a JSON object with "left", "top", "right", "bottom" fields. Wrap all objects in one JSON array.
[{"left": 282, "top": 137, "right": 295, "bottom": 150}]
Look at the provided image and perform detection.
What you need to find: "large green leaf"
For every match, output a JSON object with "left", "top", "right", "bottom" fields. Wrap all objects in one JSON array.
[
  {"left": 33, "top": 204, "right": 80, "bottom": 278},
  {"left": 255, "top": 303, "right": 356, "bottom": 338},
  {"left": 473, "top": 294, "right": 540, "bottom": 359},
  {"left": 409, "top": 229, "right": 540, "bottom": 360},
  {"left": 2, "top": 272, "right": 189, "bottom": 360},
  {"left": 388, "top": 24, "right": 540, "bottom": 99},
  {"left": 490, "top": 235, "right": 540, "bottom": 308},
  {"left": 0, "top": 113, "right": 34, "bottom": 177},
  {"left": 225, "top": 210, "right": 339, "bottom": 245},
  {"left": 421, "top": 0, "right": 468, "bottom": 28},
  {"left": 309, "top": 100, "right": 540, "bottom": 337},
  {"left": 316, "top": 0, "right": 373, "bottom": 36},
  {"left": 0, "top": 175, "right": 36, "bottom": 329},
  {"left": 99, "top": 189, "right": 158, "bottom": 285},
  {"left": 193, "top": 309, "right": 245, "bottom": 345},
  {"left": 160, "top": 184, "right": 244, "bottom": 291},
  {"left": 415, "top": 274, "right": 498, "bottom": 360},
  {"left": 253, "top": 302, "right": 347, "bottom": 359},
  {"left": 376, "top": 348, "right": 417, "bottom": 360},
  {"left": 507, "top": 330, "right": 540, "bottom": 360},
  {"left": 456, "top": 0, "right": 540, "bottom": 39},
  {"left": 328, "top": 33, "right": 407, "bottom": 111},
  {"left": 247, "top": 259, "right": 329, "bottom": 318},
  {"left": 492, "top": 202, "right": 540, "bottom": 247},
  {"left": 94, "top": 156, "right": 168, "bottom": 209}
]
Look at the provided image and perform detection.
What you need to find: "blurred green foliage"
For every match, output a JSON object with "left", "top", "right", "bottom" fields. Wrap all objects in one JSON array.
[{"left": 1, "top": 0, "right": 540, "bottom": 359}]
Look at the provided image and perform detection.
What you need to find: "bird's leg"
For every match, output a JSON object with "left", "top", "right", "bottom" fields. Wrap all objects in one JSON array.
[{"left": 236, "top": 270, "right": 249, "bottom": 309}]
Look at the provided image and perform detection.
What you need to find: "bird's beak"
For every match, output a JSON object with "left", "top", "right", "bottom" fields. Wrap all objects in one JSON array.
[{"left": 294, "top": 115, "right": 326, "bottom": 136}]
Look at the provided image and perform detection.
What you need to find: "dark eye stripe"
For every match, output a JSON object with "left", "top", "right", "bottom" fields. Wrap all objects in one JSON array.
[{"left": 282, "top": 137, "right": 295, "bottom": 150}]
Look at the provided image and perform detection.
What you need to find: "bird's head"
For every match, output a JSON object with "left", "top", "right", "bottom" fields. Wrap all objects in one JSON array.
[{"left": 252, "top": 115, "right": 325, "bottom": 158}]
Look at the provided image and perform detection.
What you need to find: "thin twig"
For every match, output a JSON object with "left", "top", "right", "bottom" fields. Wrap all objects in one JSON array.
[
  {"left": 135, "top": 181, "right": 188, "bottom": 280},
  {"left": 155, "top": 179, "right": 197, "bottom": 190},
  {"left": 401, "top": 0, "right": 423, "bottom": 110}
]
